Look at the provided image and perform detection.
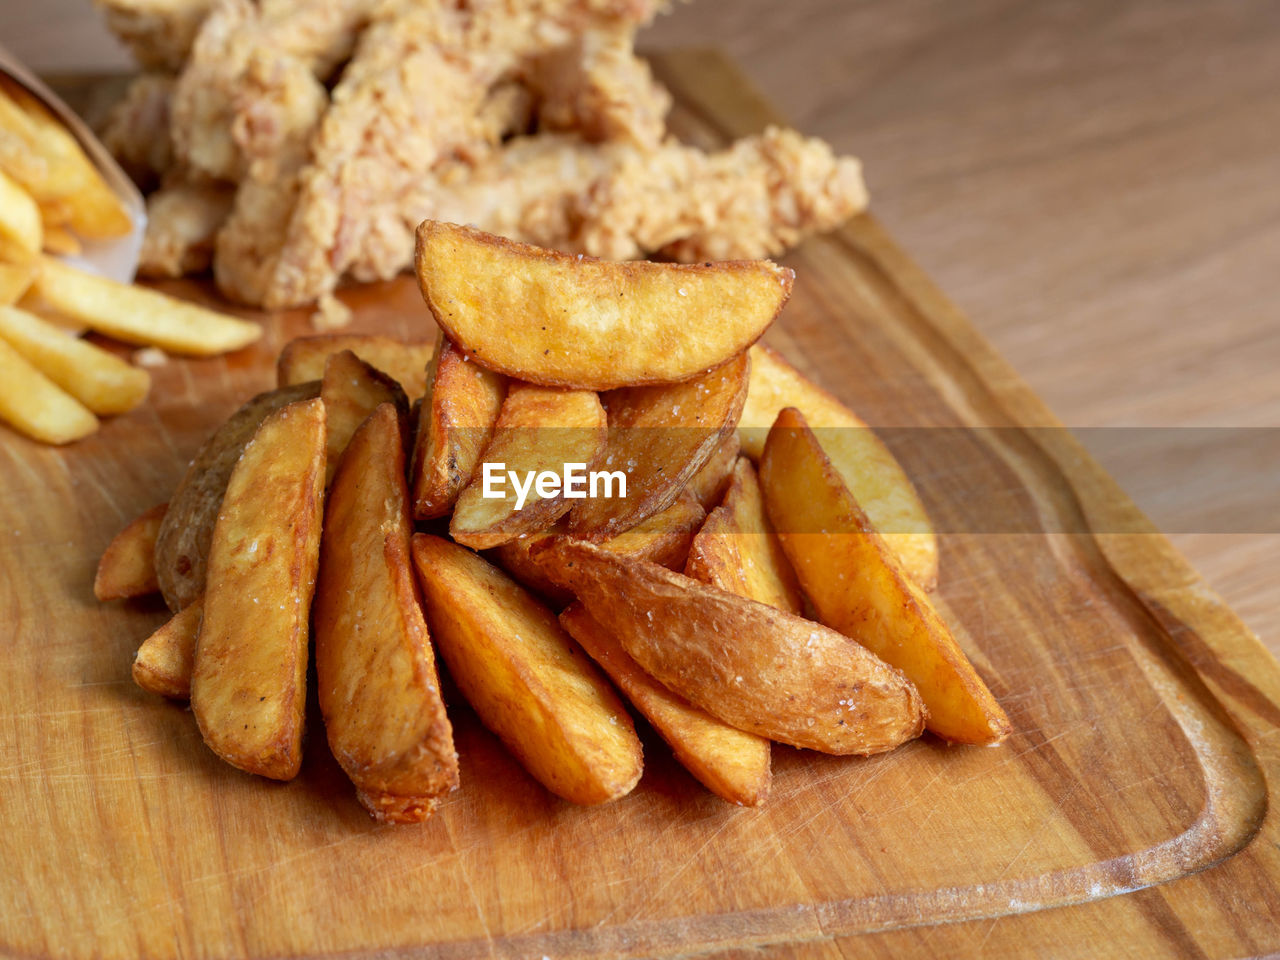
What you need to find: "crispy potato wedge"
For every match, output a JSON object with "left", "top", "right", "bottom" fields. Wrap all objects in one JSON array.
[
  {"left": 568, "top": 352, "right": 749, "bottom": 541},
  {"left": 739, "top": 344, "right": 938, "bottom": 589},
  {"left": 492, "top": 491, "right": 706, "bottom": 607},
  {"left": 561, "top": 603, "right": 772, "bottom": 806},
  {"left": 320, "top": 349, "right": 409, "bottom": 485},
  {"left": 278, "top": 334, "right": 436, "bottom": 399},
  {"left": 31, "top": 257, "right": 261, "bottom": 356},
  {"left": 0, "top": 261, "right": 36, "bottom": 306},
  {"left": 315, "top": 405, "right": 458, "bottom": 822},
  {"left": 95, "top": 502, "right": 166, "bottom": 601},
  {"left": 155, "top": 381, "right": 320, "bottom": 611},
  {"left": 191, "top": 398, "right": 327, "bottom": 780},
  {"left": 532, "top": 538, "right": 925, "bottom": 755},
  {"left": 685, "top": 458, "right": 804, "bottom": 615},
  {"left": 685, "top": 431, "right": 740, "bottom": 511},
  {"left": 415, "top": 221, "right": 792, "bottom": 389},
  {"left": 0, "top": 336, "right": 97, "bottom": 444},
  {"left": 760, "top": 407, "right": 1010, "bottom": 745},
  {"left": 410, "top": 534, "right": 642, "bottom": 804},
  {"left": 451, "top": 383, "right": 607, "bottom": 549},
  {"left": 0, "top": 167, "right": 41, "bottom": 259},
  {"left": 410, "top": 337, "right": 506, "bottom": 520},
  {"left": 133, "top": 597, "right": 201, "bottom": 700},
  {"left": 0, "top": 305, "right": 149, "bottom": 415}
]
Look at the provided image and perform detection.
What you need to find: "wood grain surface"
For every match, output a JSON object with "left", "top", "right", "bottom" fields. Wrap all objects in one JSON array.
[{"left": 0, "top": 49, "right": 1277, "bottom": 959}]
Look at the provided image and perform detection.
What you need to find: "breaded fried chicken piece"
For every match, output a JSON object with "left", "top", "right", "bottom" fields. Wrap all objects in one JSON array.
[
  {"left": 138, "top": 179, "right": 234, "bottom": 277},
  {"left": 96, "top": 73, "right": 174, "bottom": 191},
  {"left": 95, "top": 0, "right": 212, "bottom": 72}
]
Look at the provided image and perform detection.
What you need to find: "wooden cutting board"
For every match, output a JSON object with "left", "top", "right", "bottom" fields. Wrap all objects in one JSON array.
[{"left": 3, "top": 52, "right": 1278, "bottom": 959}]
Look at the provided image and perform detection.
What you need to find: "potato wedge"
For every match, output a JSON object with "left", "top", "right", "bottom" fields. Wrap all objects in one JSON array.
[
  {"left": 0, "top": 167, "right": 41, "bottom": 259},
  {"left": 95, "top": 502, "right": 166, "bottom": 601},
  {"left": 191, "top": 398, "right": 326, "bottom": 780},
  {"left": 155, "top": 381, "right": 320, "bottom": 611},
  {"left": 760, "top": 407, "right": 1010, "bottom": 745},
  {"left": 133, "top": 597, "right": 201, "bottom": 700},
  {"left": 410, "top": 337, "right": 506, "bottom": 520},
  {"left": 0, "top": 305, "right": 149, "bottom": 415},
  {"left": 315, "top": 405, "right": 458, "bottom": 822},
  {"left": 685, "top": 431, "right": 740, "bottom": 511},
  {"left": 532, "top": 538, "right": 925, "bottom": 755},
  {"left": 320, "top": 350, "right": 409, "bottom": 485},
  {"left": 739, "top": 344, "right": 938, "bottom": 589},
  {"left": 561, "top": 603, "right": 771, "bottom": 806},
  {"left": 410, "top": 534, "right": 642, "bottom": 804},
  {"left": 568, "top": 352, "right": 749, "bottom": 541},
  {"left": 0, "top": 336, "right": 97, "bottom": 444},
  {"left": 685, "top": 458, "right": 804, "bottom": 615},
  {"left": 31, "top": 257, "right": 261, "bottom": 356},
  {"left": 278, "top": 334, "right": 436, "bottom": 399},
  {"left": 0, "top": 262, "right": 36, "bottom": 306},
  {"left": 415, "top": 221, "right": 792, "bottom": 389},
  {"left": 491, "top": 492, "right": 706, "bottom": 607},
  {"left": 451, "top": 383, "right": 607, "bottom": 549}
]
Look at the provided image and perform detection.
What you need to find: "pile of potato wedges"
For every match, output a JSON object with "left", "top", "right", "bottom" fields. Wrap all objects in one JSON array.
[{"left": 95, "top": 221, "right": 1009, "bottom": 823}]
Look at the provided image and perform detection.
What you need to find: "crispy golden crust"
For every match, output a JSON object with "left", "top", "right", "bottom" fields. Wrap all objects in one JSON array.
[{"left": 95, "top": 503, "right": 166, "bottom": 601}]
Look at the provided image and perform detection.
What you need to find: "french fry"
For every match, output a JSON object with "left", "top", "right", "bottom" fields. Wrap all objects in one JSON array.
[
  {"left": 315, "top": 404, "right": 458, "bottom": 822},
  {"left": 0, "top": 336, "right": 98, "bottom": 444},
  {"left": 759, "top": 407, "right": 1010, "bottom": 745},
  {"left": 411, "top": 534, "right": 643, "bottom": 804},
  {"left": 320, "top": 350, "right": 409, "bottom": 485},
  {"left": 410, "top": 337, "right": 506, "bottom": 520},
  {"left": 41, "top": 225, "right": 80, "bottom": 256},
  {"left": 739, "top": 344, "right": 939, "bottom": 589},
  {"left": 0, "top": 305, "right": 150, "bottom": 415},
  {"left": 133, "top": 598, "right": 201, "bottom": 700},
  {"left": 32, "top": 257, "right": 261, "bottom": 356},
  {"left": 561, "top": 603, "right": 772, "bottom": 807},
  {"left": 95, "top": 502, "right": 166, "bottom": 601},
  {"left": 190, "top": 398, "right": 327, "bottom": 780},
  {"left": 568, "top": 352, "right": 749, "bottom": 541},
  {"left": 532, "top": 538, "right": 925, "bottom": 755},
  {"left": 278, "top": 334, "right": 436, "bottom": 399},
  {"left": 685, "top": 458, "right": 804, "bottom": 615},
  {"left": 0, "top": 262, "right": 35, "bottom": 306},
  {"left": 0, "top": 167, "right": 41, "bottom": 259},
  {"left": 451, "top": 383, "right": 607, "bottom": 549},
  {"left": 415, "top": 221, "right": 792, "bottom": 389}
]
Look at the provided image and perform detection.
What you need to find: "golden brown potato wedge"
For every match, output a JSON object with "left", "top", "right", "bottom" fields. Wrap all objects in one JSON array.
[
  {"left": 561, "top": 603, "right": 772, "bottom": 807},
  {"left": 685, "top": 458, "right": 804, "bottom": 616},
  {"left": 451, "top": 383, "right": 607, "bottom": 549},
  {"left": 739, "top": 344, "right": 938, "bottom": 590},
  {"left": 410, "top": 534, "right": 642, "bottom": 804},
  {"left": 684, "top": 431, "right": 740, "bottom": 511},
  {"left": 320, "top": 349, "right": 409, "bottom": 485},
  {"left": 532, "top": 538, "right": 925, "bottom": 755},
  {"left": 760, "top": 407, "right": 1010, "bottom": 745},
  {"left": 133, "top": 597, "right": 200, "bottom": 700},
  {"left": 568, "top": 352, "right": 749, "bottom": 541},
  {"left": 314, "top": 404, "right": 458, "bottom": 822},
  {"left": 94, "top": 502, "right": 166, "bottom": 601},
  {"left": 154, "top": 381, "right": 320, "bottom": 611},
  {"left": 191, "top": 398, "right": 326, "bottom": 780},
  {"left": 277, "top": 334, "right": 436, "bottom": 399},
  {"left": 0, "top": 305, "right": 150, "bottom": 415},
  {"left": 415, "top": 221, "right": 792, "bottom": 389},
  {"left": 0, "top": 336, "right": 97, "bottom": 444},
  {"left": 410, "top": 337, "right": 506, "bottom": 520}
]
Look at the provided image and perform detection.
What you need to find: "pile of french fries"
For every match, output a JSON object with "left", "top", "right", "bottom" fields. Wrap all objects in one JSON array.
[
  {"left": 96, "top": 221, "right": 1009, "bottom": 822},
  {"left": 0, "top": 75, "right": 260, "bottom": 445}
]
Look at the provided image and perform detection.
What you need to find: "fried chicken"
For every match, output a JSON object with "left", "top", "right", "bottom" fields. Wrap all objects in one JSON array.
[
  {"left": 94, "top": 0, "right": 213, "bottom": 73},
  {"left": 137, "top": 180, "right": 234, "bottom": 277}
]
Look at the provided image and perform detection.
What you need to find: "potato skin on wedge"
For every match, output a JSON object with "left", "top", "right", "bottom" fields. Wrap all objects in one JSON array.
[
  {"left": 95, "top": 502, "right": 166, "bottom": 601},
  {"left": 410, "top": 535, "right": 643, "bottom": 804},
  {"left": 191, "top": 398, "right": 326, "bottom": 781},
  {"left": 314, "top": 404, "right": 458, "bottom": 823},
  {"left": 760, "top": 407, "right": 1010, "bottom": 745},
  {"left": 568, "top": 352, "right": 750, "bottom": 542},
  {"left": 532, "top": 538, "right": 925, "bottom": 755},
  {"left": 738, "top": 344, "right": 938, "bottom": 590},
  {"left": 415, "top": 221, "right": 792, "bottom": 390},
  {"left": 561, "top": 603, "right": 772, "bottom": 807}
]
